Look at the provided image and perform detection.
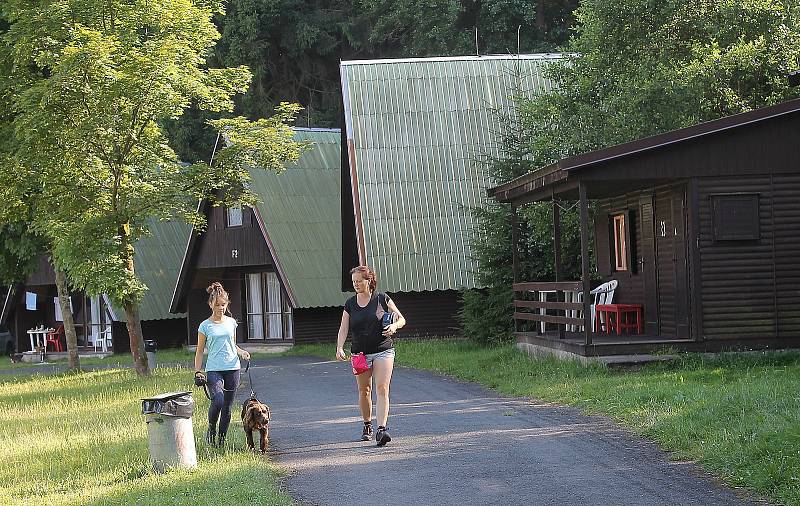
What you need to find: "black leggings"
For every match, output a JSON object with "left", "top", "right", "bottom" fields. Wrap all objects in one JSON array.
[{"left": 207, "top": 370, "right": 240, "bottom": 436}]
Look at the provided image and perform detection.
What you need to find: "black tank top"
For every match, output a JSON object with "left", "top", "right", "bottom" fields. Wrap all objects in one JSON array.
[{"left": 344, "top": 292, "right": 393, "bottom": 354}]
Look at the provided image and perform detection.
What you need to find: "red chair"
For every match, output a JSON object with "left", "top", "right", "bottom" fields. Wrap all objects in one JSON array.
[{"left": 46, "top": 325, "right": 65, "bottom": 352}]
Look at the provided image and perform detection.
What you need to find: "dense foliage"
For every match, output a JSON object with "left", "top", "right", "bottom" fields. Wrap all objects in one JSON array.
[
  {"left": 462, "top": 0, "right": 800, "bottom": 344},
  {"left": 0, "top": 0, "right": 306, "bottom": 374},
  {"left": 168, "top": 0, "right": 578, "bottom": 162}
]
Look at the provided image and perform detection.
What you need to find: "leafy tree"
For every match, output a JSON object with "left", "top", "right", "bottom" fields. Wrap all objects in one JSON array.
[
  {"left": 0, "top": 176, "right": 83, "bottom": 370},
  {"left": 0, "top": 0, "right": 306, "bottom": 375},
  {"left": 167, "top": 0, "right": 578, "bottom": 162},
  {"left": 463, "top": 0, "right": 800, "bottom": 344}
]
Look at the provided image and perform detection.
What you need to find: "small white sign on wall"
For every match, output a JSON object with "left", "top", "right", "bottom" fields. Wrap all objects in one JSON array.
[{"left": 232, "top": 249, "right": 239, "bottom": 259}]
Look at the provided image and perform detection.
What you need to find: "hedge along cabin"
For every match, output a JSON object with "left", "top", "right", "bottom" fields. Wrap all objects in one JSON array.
[
  {"left": 0, "top": 219, "right": 190, "bottom": 355},
  {"left": 340, "top": 54, "right": 561, "bottom": 334},
  {"left": 489, "top": 98, "right": 800, "bottom": 360},
  {"left": 170, "top": 128, "right": 351, "bottom": 346}
]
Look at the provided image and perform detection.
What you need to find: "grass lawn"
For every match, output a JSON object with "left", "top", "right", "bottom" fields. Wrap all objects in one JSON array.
[
  {"left": 290, "top": 339, "right": 800, "bottom": 506},
  {"left": 0, "top": 363, "right": 292, "bottom": 506}
]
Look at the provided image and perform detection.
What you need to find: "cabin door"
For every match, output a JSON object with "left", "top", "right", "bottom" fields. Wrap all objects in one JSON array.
[
  {"left": 654, "top": 185, "right": 691, "bottom": 338},
  {"left": 638, "top": 194, "right": 659, "bottom": 335}
]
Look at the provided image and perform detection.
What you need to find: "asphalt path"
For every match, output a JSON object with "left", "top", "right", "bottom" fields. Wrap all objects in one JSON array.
[{"left": 240, "top": 356, "right": 759, "bottom": 506}]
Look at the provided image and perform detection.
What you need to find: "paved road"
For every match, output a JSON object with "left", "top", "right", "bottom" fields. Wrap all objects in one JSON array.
[{"left": 243, "top": 356, "right": 756, "bottom": 506}]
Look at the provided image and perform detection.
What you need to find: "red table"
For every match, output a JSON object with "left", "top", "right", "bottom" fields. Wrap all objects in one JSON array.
[{"left": 594, "top": 304, "right": 643, "bottom": 335}]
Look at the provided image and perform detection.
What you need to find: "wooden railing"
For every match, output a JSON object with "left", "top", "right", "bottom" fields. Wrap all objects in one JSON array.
[{"left": 513, "top": 281, "right": 586, "bottom": 334}]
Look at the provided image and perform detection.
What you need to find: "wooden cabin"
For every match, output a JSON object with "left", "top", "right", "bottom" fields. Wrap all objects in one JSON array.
[
  {"left": 1, "top": 220, "right": 190, "bottom": 355},
  {"left": 489, "top": 98, "right": 800, "bottom": 360},
  {"left": 170, "top": 128, "right": 350, "bottom": 346}
]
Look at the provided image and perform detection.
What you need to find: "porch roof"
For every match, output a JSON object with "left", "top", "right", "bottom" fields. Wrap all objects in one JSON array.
[{"left": 489, "top": 97, "right": 800, "bottom": 204}]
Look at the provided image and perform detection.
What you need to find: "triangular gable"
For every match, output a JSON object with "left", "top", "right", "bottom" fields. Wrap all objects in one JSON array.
[
  {"left": 171, "top": 128, "right": 349, "bottom": 311},
  {"left": 341, "top": 54, "right": 563, "bottom": 293}
]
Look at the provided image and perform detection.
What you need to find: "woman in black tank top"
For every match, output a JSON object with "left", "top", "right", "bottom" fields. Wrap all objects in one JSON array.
[{"left": 336, "top": 266, "right": 406, "bottom": 446}]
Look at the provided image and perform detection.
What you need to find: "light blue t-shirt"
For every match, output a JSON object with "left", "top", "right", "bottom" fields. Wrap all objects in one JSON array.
[{"left": 198, "top": 316, "right": 241, "bottom": 371}]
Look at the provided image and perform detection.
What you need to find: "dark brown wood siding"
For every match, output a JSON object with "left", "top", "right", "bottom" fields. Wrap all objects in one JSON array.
[
  {"left": 774, "top": 174, "right": 800, "bottom": 337},
  {"left": 292, "top": 290, "right": 463, "bottom": 343},
  {"left": 26, "top": 256, "right": 55, "bottom": 286},
  {"left": 596, "top": 194, "right": 645, "bottom": 309},
  {"left": 388, "top": 290, "right": 462, "bottom": 338},
  {"left": 697, "top": 176, "right": 777, "bottom": 339},
  {"left": 195, "top": 206, "right": 272, "bottom": 269},
  {"left": 293, "top": 306, "right": 346, "bottom": 343},
  {"left": 186, "top": 269, "right": 246, "bottom": 345},
  {"left": 581, "top": 110, "right": 799, "bottom": 184}
]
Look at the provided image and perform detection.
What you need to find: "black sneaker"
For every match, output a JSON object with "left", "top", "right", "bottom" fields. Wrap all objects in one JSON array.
[
  {"left": 375, "top": 427, "right": 391, "bottom": 447},
  {"left": 205, "top": 428, "right": 215, "bottom": 446},
  {"left": 361, "top": 423, "right": 373, "bottom": 441},
  {"left": 217, "top": 433, "right": 226, "bottom": 448}
]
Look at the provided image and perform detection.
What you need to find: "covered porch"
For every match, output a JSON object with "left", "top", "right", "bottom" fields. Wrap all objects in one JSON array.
[{"left": 489, "top": 152, "right": 696, "bottom": 360}]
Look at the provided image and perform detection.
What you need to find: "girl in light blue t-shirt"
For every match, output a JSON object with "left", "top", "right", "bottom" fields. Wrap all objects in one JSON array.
[{"left": 194, "top": 282, "right": 250, "bottom": 447}]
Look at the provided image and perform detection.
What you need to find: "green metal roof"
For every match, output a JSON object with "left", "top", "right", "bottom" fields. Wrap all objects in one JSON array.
[
  {"left": 116, "top": 219, "right": 191, "bottom": 321},
  {"left": 250, "top": 128, "right": 351, "bottom": 308},
  {"left": 341, "top": 54, "right": 561, "bottom": 292}
]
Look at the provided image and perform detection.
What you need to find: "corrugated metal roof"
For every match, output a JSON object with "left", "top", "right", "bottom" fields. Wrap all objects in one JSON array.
[
  {"left": 341, "top": 54, "right": 561, "bottom": 292},
  {"left": 250, "top": 128, "right": 351, "bottom": 308},
  {"left": 116, "top": 219, "right": 191, "bottom": 321}
]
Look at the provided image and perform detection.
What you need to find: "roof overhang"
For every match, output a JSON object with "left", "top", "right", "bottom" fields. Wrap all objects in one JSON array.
[
  {"left": 0, "top": 285, "right": 15, "bottom": 327},
  {"left": 489, "top": 97, "right": 800, "bottom": 204}
]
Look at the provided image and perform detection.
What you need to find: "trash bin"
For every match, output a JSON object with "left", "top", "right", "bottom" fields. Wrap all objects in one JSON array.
[
  {"left": 141, "top": 391, "right": 197, "bottom": 473},
  {"left": 144, "top": 340, "right": 156, "bottom": 370}
]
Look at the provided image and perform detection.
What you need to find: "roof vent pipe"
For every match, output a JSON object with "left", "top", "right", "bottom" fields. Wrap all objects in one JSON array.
[{"left": 788, "top": 70, "right": 800, "bottom": 87}]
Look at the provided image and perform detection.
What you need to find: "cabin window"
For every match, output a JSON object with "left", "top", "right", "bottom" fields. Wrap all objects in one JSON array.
[
  {"left": 612, "top": 214, "right": 627, "bottom": 271},
  {"left": 226, "top": 206, "right": 243, "bottom": 227},
  {"left": 245, "top": 272, "right": 293, "bottom": 340},
  {"left": 711, "top": 193, "right": 759, "bottom": 241}
]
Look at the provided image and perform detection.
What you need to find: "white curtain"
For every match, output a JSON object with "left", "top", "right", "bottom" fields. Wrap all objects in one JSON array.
[
  {"left": 227, "top": 206, "right": 243, "bottom": 226},
  {"left": 90, "top": 296, "right": 101, "bottom": 345},
  {"left": 248, "top": 273, "right": 264, "bottom": 340},
  {"left": 267, "top": 272, "right": 282, "bottom": 339},
  {"left": 25, "top": 292, "right": 36, "bottom": 311},
  {"left": 53, "top": 296, "right": 75, "bottom": 322}
]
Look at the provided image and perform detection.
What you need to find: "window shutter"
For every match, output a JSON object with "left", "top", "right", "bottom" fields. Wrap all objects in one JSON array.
[
  {"left": 626, "top": 209, "right": 637, "bottom": 273},
  {"left": 594, "top": 212, "right": 612, "bottom": 276}
]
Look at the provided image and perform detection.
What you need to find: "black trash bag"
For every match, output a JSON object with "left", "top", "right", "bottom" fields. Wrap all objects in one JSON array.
[{"left": 142, "top": 391, "right": 195, "bottom": 418}]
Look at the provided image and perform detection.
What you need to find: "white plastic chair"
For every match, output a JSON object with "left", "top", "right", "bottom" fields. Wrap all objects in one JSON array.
[
  {"left": 591, "top": 280, "right": 617, "bottom": 331},
  {"left": 573, "top": 280, "right": 618, "bottom": 332},
  {"left": 94, "top": 327, "right": 113, "bottom": 352}
]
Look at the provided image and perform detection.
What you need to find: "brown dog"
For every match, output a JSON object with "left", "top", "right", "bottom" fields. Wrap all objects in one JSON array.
[{"left": 241, "top": 397, "right": 270, "bottom": 453}]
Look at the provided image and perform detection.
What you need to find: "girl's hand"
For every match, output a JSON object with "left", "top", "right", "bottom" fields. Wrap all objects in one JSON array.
[
  {"left": 382, "top": 323, "right": 397, "bottom": 337},
  {"left": 240, "top": 350, "right": 251, "bottom": 361},
  {"left": 335, "top": 347, "right": 347, "bottom": 361}
]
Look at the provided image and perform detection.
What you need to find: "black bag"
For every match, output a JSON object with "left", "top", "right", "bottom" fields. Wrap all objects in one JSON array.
[{"left": 379, "top": 293, "right": 396, "bottom": 329}]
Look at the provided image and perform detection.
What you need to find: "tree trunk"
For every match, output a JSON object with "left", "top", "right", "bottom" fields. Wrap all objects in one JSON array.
[
  {"left": 53, "top": 265, "right": 80, "bottom": 371},
  {"left": 124, "top": 299, "right": 149, "bottom": 376},
  {"left": 120, "top": 223, "right": 150, "bottom": 376}
]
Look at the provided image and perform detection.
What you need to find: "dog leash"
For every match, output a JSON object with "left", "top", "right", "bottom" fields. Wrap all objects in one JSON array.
[
  {"left": 198, "top": 358, "right": 257, "bottom": 401},
  {"left": 244, "top": 359, "right": 259, "bottom": 400}
]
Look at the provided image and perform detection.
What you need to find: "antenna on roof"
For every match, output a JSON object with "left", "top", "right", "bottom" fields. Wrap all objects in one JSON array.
[
  {"left": 789, "top": 69, "right": 800, "bottom": 87},
  {"left": 517, "top": 25, "right": 521, "bottom": 56},
  {"left": 475, "top": 27, "right": 479, "bottom": 56},
  {"left": 209, "top": 132, "right": 221, "bottom": 167}
]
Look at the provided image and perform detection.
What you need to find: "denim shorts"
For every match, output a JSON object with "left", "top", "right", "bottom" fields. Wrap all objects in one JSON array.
[{"left": 364, "top": 348, "right": 395, "bottom": 368}]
